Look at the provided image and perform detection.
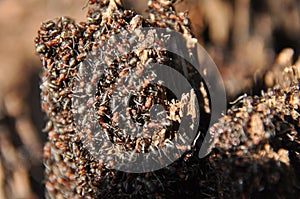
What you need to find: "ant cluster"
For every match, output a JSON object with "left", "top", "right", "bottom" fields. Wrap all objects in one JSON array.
[
  {"left": 36, "top": 0, "right": 207, "bottom": 198},
  {"left": 36, "top": 0, "right": 300, "bottom": 198}
]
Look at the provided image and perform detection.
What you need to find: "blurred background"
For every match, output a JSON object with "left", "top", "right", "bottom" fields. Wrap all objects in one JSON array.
[{"left": 0, "top": 0, "right": 299, "bottom": 198}]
